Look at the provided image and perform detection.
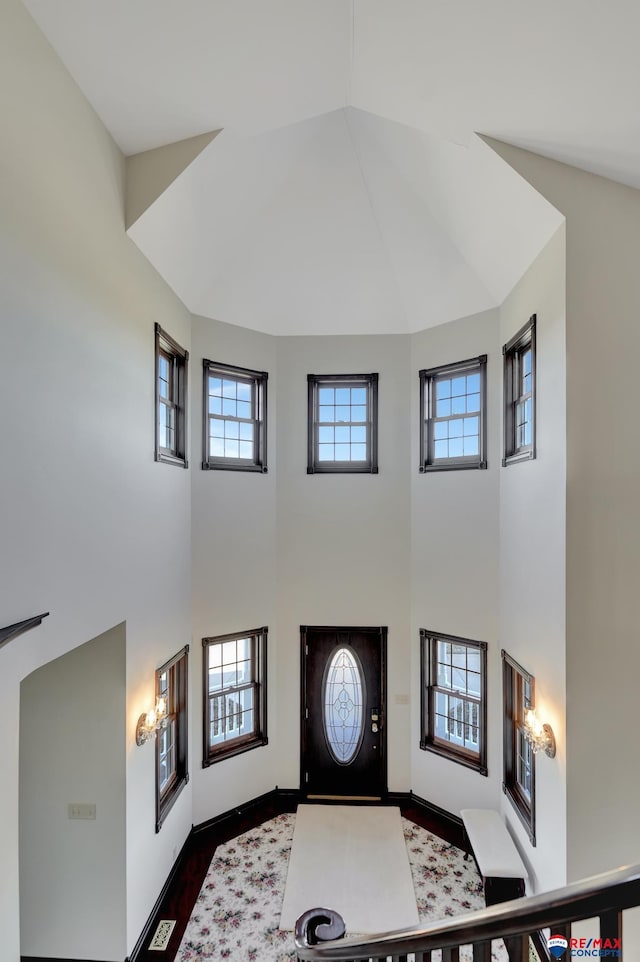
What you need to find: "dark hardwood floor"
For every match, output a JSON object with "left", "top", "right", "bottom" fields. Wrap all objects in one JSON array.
[{"left": 131, "top": 790, "right": 469, "bottom": 962}]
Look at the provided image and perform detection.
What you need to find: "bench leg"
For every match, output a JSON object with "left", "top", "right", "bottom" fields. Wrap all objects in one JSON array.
[{"left": 484, "top": 876, "right": 525, "bottom": 906}]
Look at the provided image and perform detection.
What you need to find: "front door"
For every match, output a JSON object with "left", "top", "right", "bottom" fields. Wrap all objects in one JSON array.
[{"left": 301, "top": 625, "right": 387, "bottom": 799}]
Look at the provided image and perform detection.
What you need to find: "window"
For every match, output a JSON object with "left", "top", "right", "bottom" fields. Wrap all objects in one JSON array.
[
  {"left": 202, "top": 627, "right": 268, "bottom": 765},
  {"left": 420, "top": 630, "right": 487, "bottom": 774},
  {"left": 202, "top": 361, "right": 268, "bottom": 472},
  {"left": 419, "top": 356, "right": 487, "bottom": 471},
  {"left": 155, "top": 324, "right": 189, "bottom": 467},
  {"left": 502, "top": 650, "right": 536, "bottom": 844},
  {"left": 503, "top": 315, "right": 536, "bottom": 465},
  {"left": 307, "top": 373, "right": 378, "bottom": 474},
  {"left": 155, "top": 646, "right": 189, "bottom": 832}
]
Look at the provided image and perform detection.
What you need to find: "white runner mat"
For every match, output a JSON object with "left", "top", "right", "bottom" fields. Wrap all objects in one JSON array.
[{"left": 279, "top": 804, "right": 419, "bottom": 934}]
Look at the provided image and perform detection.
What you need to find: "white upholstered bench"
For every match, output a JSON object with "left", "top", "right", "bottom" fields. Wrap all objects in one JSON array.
[{"left": 460, "top": 808, "right": 528, "bottom": 906}]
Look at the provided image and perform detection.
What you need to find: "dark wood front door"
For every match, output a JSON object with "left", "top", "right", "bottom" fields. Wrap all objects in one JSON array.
[{"left": 301, "top": 625, "right": 387, "bottom": 799}]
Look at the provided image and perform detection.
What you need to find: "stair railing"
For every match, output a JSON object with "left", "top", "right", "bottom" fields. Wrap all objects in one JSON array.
[{"left": 295, "top": 862, "right": 640, "bottom": 962}]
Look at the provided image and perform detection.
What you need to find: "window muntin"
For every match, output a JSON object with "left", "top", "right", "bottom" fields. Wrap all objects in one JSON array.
[
  {"left": 202, "top": 627, "right": 268, "bottom": 765},
  {"left": 420, "top": 630, "right": 487, "bottom": 775},
  {"left": 157, "top": 666, "right": 176, "bottom": 796},
  {"left": 155, "top": 646, "right": 189, "bottom": 832},
  {"left": 158, "top": 350, "right": 176, "bottom": 454},
  {"left": 202, "top": 361, "right": 268, "bottom": 472},
  {"left": 502, "top": 650, "right": 536, "bottom": 844},
  {"left": 307, "top": 373, "right": 378, "bottom": 474},
  {"left": 419, "top": 356, "right": 487, "bottom": 471},
  {"left": 155, "top": 324, "right": 188, "bottom": 468},
  {"left": 503, "top": 315, "right": 536, "bottom": 465}
]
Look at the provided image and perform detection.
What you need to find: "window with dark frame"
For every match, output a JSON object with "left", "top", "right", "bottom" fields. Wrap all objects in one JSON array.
[
  {"left": 503, "top": 315, "right": 536, "bottom": 466},
  {"left": 202, "top": 360, "right": 268, "bottom": 472},
  {"left": 419, "top": 356, "right": 487, "bottom": 471},
  {"left": 502, "top": 650, "right": 536, "bottom": 845},
  {"left": 307, "top": 373, "right": 378, "bottom": 474},
  {"left": 420, "top": 630, "right": 487, "bottom": 775},
  {"left": 155, "top": 646, "right": 189, "bottom": 833},
  {"left": 202, "top": 627, "right": 268, "bottom": 766},
  {"left": 155, "top": 324, "right": 188, "bottom": 468}
]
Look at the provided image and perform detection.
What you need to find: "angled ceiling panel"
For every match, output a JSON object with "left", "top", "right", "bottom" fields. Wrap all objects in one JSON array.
[
  {"left": 128, "top": 108, "right": 559, "bottom": 335},
  {"left": 23, "top": 0, "right": 352, "bottom": 154},
  {"left": 345, "top": 108, "right": 495, "bottom": 329}
]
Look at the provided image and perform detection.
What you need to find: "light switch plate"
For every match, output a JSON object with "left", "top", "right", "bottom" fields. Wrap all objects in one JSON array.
[{"left": 68, "top": 802, "right": 96, "bottom": 820}]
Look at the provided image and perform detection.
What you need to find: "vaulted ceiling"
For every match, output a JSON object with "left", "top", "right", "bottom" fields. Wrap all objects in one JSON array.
[{"left": 24, "top": 0, "right": 638, "bottom": 334}]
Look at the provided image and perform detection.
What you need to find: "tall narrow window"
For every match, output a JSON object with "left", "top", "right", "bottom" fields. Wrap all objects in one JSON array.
[
  {"left": 155, "top": 646, "right": 189, "bottom": 832},
  {"left": 202, "top": 627, "right": 268, "bottom": 765},
  {"left": 307, "top": 373, "right": 378, "bottom": 474},
  {"left": 419, "top": 356, "right": 487, "bottom": 471},
  {"left": 502, "top": 650, "right": 536, "bottom": 844},
  {"left": 202, "top": 361, "right": 268, "bottom": 472},
  {"left": 420, "top": 630, "right": 487, "bottom": 774},
  {"left": 155, "top": 324, "right": 188, "bottom": 467},
  {"left": 503, "top": 315, "right": 536, "bottom": 465}
]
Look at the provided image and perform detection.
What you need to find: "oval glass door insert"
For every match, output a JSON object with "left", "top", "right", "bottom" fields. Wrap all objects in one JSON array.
[{"left": 322, "top": 647, "right": 365, "bottom": 765}]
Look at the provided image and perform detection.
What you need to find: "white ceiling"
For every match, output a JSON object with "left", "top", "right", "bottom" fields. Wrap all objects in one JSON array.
[
  {"left": 29, "top": 0, "right": 634, "bottom": 333},
  {"left": 24, "top": 0, "right": 640, "bottom": 184},
  {"left": 127, "top": 108, "right": 561, "bottom": 335}
]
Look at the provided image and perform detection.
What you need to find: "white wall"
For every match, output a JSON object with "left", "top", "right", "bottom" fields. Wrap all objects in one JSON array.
[
  {"left": 275, "top": 334, "right": 412, "bottom": 792},
  {"left": 5, "top": 0, "right": 616, "bottom": 955},
  {"left": 1, "top": 1, "right": 193, "bottom": 958},
  {"left": 191, "top": 328, "right": 415, "bottom": 809},
  {"left": 498, "top": 225, "right": 567, "bottom": 893},
  {"left": 190, "top": 315, "right": 279, "bottom": 823},
  {"left": 20, "top": 625, "right": 126, "bottom": 958},
  {"left": 410, "top": 309, "right": 502, "bottom": 814},
  {"left": 488, "top": 140, "right": 640, "bottom": 886}
]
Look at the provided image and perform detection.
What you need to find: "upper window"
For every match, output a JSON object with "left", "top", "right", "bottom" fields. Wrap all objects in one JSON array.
[
  {"left": 307, "top": 373, "right": 378, "bottom": 474},
  {"left": 202, "top": 627, "right": 268, "bottom": 766},
  {"left": 155, "top": 324, "right": 188, "bottom": 468},
  {"left": 502, "top": 650, "right": 536, "bottom": 844},
  {"left": 503, "top": 315, "right": 536, "bottom": 466},
  {"left": 202, "top": 361, "right": 268, "bottom": 473},
  {"left": 419, "top": 356, "right": 487, "bottom": 471},
  {"left": 420, "top": 630, "right": 487, "bottom": 775},
  {"left": 155, "top": 646, "right": 189, "bottom": 832}
]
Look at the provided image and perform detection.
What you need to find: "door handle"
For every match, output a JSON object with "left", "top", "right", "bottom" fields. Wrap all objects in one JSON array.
[{"left": 371, "top": 707, "right": 380, "bottom": 733}]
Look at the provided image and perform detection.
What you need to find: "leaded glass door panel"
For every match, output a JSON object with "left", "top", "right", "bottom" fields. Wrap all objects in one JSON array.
[{"left": 301, "top": 626, "right": 387, "bottom": 799}]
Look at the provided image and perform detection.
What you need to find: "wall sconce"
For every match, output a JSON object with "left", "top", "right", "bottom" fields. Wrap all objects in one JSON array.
[
  {"left": 524, "top": 708, "right": 556, "bottom": 757},
  {"left": 136, "top": 696, "right": 168, "bottom": 746}
]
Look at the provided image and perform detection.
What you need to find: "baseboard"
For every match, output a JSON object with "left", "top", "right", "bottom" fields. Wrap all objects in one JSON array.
[
  {"left": 192, "top": 785, "right": 300, "bottom": 835},
  {"left": 128, "top": 785, "right": 460, "bottom": 961},
  {"left": 126, "top": 828, "right": 192, "bottom": 962},
  {"left": 387, "top": 790, "right": 464, "bottom": 830},
  {"left": 128, "top": 786, "right": 300, "bottom": 961},
  {"left": 22, "top": 957, "right": 113, "bottom": 962}
]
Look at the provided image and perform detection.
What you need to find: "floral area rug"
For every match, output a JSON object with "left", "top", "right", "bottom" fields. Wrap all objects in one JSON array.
[{"left": 176, "top": 812, "right": 508, "bottom": 962}]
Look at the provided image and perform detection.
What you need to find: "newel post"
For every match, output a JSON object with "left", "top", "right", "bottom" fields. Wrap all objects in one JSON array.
[{"left": 295, "top": 907, "right": 346, "bottom": 959}]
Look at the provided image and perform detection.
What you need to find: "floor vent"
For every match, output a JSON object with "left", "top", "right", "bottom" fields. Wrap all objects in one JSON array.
[{"left": 149, "top": 919, "right": 176, "bottom": 951}]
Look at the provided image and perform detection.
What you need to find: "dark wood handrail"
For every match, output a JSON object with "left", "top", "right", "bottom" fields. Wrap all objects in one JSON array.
[
  {"left": 0, "top": 612, "right": 49, "bottom": 650},
  {"left": 295, "top": 862, "right": 640, "bottom": 960}
]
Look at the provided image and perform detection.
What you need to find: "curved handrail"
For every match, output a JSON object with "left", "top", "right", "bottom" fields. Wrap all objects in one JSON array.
[{"left": 295, "top": 862, "right": 640, "bottom": 960}]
